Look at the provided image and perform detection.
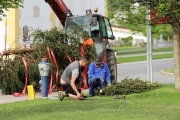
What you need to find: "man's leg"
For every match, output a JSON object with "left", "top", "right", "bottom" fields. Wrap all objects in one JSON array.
[
  {"left": 88, "top": 78, "right": 98, "bottom": 96},
  {"left": 68, "top": 94, "right": 80, "bottom": 100},
  {"left": 97, "top": 78, "right": 106, "bottom": 95},
  {"left": 60, "top": 84, "right": 80, "bottom": 100},
  {"left": 98, "top": 78, "right": 105, "bottom": 89}
]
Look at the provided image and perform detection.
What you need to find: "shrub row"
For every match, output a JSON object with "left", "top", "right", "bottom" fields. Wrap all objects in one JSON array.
[{"left": 103, "top": 77, "right": 162, "bottom": 96}]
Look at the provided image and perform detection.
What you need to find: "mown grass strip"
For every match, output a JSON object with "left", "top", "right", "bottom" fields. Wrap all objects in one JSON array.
[
  {"left": 112, "top": 46, "right": 139, "bottom": 51},
  {"left": 164, "top": 68, "right": 174, "bottom": 73},
  {"left": 0, "top": 84, "right": 180, "bottom": 120},
  {"left": 117, "top": 47, "right": 173, "bottom": 55},
  {"left": 117, "top": 53, "right": 173, "bottom": 63}
]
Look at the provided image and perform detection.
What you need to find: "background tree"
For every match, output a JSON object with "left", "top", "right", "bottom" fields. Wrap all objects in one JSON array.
[
  {"left": 108, "top": 11, "right": 115, "bottom": 20},
  {"left": 121, "top": 24, "right": 173, "bottom": 40},
  {"left": 151, "top": 25, "right": 173, "bottom": 41},
  {"left": 0, "top": 0, "right": 23, "bottom": 20},
  {"left": 108, "top": 0, "right": 180, "bottom": 89},
  {"left": 110, "top": 11, "right": 173, "bottom": 41}
]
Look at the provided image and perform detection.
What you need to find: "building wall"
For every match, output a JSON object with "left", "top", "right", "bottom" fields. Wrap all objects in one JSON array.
[
  {"left": 0, "top": 12, "right": 7, "bottom": 51},
  {"left": 0, "top": 0, "right": 54, "bottom": 50},
  {"left": 0, "top": 0, "right": 107, "bottom": 51},
  {"left": 64, "top": 0, "right": 107, "bottom": 16},
  {"left": 0, "top": 9, "right": 21, "bottom": 51},
  {"left": 111, "top": 26, "right": 147, "bottom": 46},
  {"left": 18, "top": 0, "right": 54, "bottom": 47}
]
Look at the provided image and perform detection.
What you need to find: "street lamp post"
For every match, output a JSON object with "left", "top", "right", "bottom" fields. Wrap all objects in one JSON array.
[
  {"left": 146, "top": 8, "right": 153, "bottom": 83},
  {"left": 136, "top": 0, "right": 153, "bottom": 83}
]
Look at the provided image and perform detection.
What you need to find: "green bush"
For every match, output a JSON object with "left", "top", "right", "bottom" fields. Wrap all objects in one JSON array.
[
  {"left": 103, "top": 77, "right": 162, "bottom": 96},
  {"left": 121, "top": 36, "right": 133, "bottom": 46}
]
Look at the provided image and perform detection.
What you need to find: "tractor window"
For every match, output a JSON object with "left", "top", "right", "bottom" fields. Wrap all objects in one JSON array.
[
  {"left": 101, "top": 17, "right": 114, "bottom": 39},
  {"left": 65, "top": 16, "right": 90, "bottom": 44},
  {"left": 91, "top": 17, "right": 100, "bottom": 38},
  {"left": 65, "top": 16, "right": 90, "bottom": 33},
  {"left": 94, "top": 38, "right": 106, "bottom": 57}
]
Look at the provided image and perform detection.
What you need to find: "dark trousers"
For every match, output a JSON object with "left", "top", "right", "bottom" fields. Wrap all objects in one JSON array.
[
  {"left": 61, "top": 83, "right": 81, "bottom": 97},
  {"left": 88, "top": 78, "right": 105, "bottom": 96}
]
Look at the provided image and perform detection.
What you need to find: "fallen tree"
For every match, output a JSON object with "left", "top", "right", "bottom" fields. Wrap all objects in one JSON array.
[{"left": 0, "top": 27, "right": 95, "bottom": 95}]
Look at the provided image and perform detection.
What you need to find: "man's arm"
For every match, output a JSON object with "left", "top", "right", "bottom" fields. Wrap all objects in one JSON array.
[
  {"left": 70, "top": 76, "right": 82, "bottom": 97},
  {"left": 105, "top": 64, "right": 111, "bottom": 84},
  {"left": 88, "top": 63, "right": 95, "bottom": 79},
  {"left": 81, "top": 72, "right": 87, "bottom": 86}
]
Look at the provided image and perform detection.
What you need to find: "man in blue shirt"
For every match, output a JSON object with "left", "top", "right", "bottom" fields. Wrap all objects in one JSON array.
[{"left": 88, "top": 56, "right": 111, "bottom": 96}]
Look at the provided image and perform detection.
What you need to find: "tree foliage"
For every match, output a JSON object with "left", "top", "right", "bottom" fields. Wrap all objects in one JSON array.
[
  {"left": 108, "top": 0, "right": 180, "bottom": 89},
  {"left": 0, "top": 27, "right": 95, "bottom": 94},
  {"left": 151, "top": 24, "right": 173, "bottom": 40},
  {"left": 115, "top": 23, "right": 173, "bottom": 40},
  {"left": 108, "top": 0, "right": 173, "bottom": 40},
  {"left": 108, "top": 11, "right": 114, "bottom": 20},
  {"left": 108, "top": 0, "right": 180, "bottom": 25},
  {"left": 121, "top": 36, "right": 133, "bottom": 46},
  {"left": 0, "top": 0, "right": 23, "bottom": 20}
]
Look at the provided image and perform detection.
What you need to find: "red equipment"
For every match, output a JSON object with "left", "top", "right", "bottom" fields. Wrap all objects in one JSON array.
[
  {"left": 13, "top": 57, "right": 28, "bottom": 97},
  {"left": 45, "top": 0, "right": 72, "bottom": 26},
  {"left": 45, "top": 0, "right": 117, "bottom": 89},
  {"left": 150, "top": 9, "right": 180, "bottom": 24}
]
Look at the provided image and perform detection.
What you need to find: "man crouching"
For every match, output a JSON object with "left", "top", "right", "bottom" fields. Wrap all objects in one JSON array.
[{"left": 58, "top": 56, "right": 89, "bottom": 101}]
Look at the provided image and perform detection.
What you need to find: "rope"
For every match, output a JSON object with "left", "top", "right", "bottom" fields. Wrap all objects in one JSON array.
[
  {"left": 13, "top": 57, "right": 28, "bottom": 97},
  {"left": 47, "top": 46, "right": 59, "bottom": 94}
]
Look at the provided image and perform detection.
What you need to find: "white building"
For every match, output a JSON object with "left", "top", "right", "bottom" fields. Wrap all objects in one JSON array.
[
  {"left": 0, "top": 0, "right": 107, "bottom": 51},
  {"left": 111, "top": 25, "right": 147, "bottom": 46}
]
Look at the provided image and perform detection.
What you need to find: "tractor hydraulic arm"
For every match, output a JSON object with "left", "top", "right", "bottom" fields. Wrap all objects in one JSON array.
[{"left": 45, "top": 0, "right": 73, "bottom": 26}]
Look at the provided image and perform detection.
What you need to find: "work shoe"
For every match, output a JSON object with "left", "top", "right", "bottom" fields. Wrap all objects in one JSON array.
[{"left": 58, "top": 91, "right": 65, "bottom": 101}]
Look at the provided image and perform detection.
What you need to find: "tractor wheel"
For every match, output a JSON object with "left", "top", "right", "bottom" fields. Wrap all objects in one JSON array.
[{"left": 107, "top": 50, "right": 117, "bottom": 82}]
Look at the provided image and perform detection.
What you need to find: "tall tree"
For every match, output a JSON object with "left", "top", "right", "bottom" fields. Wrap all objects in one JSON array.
[
  {"left": 108, "top": 0, "right": 180, "bottom": 89},
  {"left": 0, "top": 0, "right": 23, "bottom": 20}
]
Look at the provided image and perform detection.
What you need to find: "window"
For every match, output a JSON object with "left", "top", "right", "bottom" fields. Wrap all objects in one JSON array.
[
  {"left": 33, "top": 6, "right": 40, "bottom": 17},
  {"left": 100, "top": 17, "right": 113, "bottom": 39}
]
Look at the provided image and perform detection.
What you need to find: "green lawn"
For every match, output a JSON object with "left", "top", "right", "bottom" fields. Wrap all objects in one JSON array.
[
  {"left": 117, "top": 53, "right": 173, "bottom": 63},
  {"left": 117, "top": 47, "right": 173, "bottom": 55},
  {"left": 112, "top": 46, "right": 140, "bottom": 51},
  {"left": 164, "top": 68, "right": 174, "bottom": 73},
  {"left": 1, "top": 84, "right": 180, "bottom": 120}
]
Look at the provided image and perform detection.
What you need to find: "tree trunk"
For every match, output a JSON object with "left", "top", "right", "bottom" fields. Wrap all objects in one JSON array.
[
  {"left": 173, "top": 24, "right": 180, "bottom": 90},
  {"left": 0, "top": 48, "right": 36, "bottom": 56}
]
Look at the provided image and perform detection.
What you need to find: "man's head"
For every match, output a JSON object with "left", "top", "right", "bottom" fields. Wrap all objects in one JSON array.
[
  {"left": 94, "top": 56, "right": 102, "bottom": 67},
  {"left": 79, "top": 56, "right": 89, "bottom": 67}
]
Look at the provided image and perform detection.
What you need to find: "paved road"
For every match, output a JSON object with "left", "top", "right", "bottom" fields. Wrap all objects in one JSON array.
[
  {"left": 0, "top": 91, "right": 59, "bottom": 104},
  {"left": 117, "top": 58, "right": 174, "bottom": 84},
  {"left": 0, "top": 89, "right": 89, "bottom": 104}
]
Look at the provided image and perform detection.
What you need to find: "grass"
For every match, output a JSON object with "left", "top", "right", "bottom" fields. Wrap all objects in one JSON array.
[
  {"left": 117, "top": 53, "right": 173, "bottom": 63},
  {"left": 117, "top": 47, "right": 173, "bottom": 55},
  {"left": 112, "top": 46, "right": 140, "bottom": 51},
  {"left": 164, "top": 68, "right": 174, "bottom": 73},
  {"left": 1, "top": 84, "right": 180, "bottom": 120}
]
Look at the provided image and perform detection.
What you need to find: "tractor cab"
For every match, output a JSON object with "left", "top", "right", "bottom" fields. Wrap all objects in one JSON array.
[
  {"left": 65, "top": 12, "right": 114, "bottom": 59},
  {"left": 45, "top": 0, "right": 117, "bottom": 86}
]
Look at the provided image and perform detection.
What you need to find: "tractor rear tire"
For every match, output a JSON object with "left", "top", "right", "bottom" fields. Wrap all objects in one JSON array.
[{"left": 107, "top": 50, "right": 117, "bottom": 82}]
